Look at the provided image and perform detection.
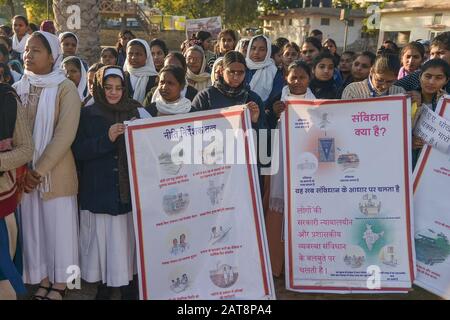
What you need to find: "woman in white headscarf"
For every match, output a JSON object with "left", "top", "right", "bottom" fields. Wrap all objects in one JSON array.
[
  {"left": 62, "top": 56, "right": 88, "bottom": 101},
  {"left": 123, "top": 39, "right": 158, "bottom": 117},
  {"left": 185, "top": 45, "right": 211, "bottom": 92},
  {"left": 210, "top": 56, "right": 224, "bottom": 84},
  {"left": 11, "top": 15, "right": 31, "bottom": 62},
  {"left": 245, "top": 35, "right": 284, "bottom": 104},
  {"left": 58, "top": 32, "right": 88, "bottom": 71},
  {"left": 13, "top": 31, "right": 81, "bottom": 300}
]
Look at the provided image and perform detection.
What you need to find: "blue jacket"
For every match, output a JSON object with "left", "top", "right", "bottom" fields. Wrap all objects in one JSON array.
[
  {"left": 191, "top": 86, "right": 267, "bottom": 130},
  {"left": 72, "top": 103, "right": 131, "bottom": 215}
]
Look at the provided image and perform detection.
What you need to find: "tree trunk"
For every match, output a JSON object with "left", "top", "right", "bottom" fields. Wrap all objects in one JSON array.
[
  {"left": 52, "top": 0, "right": 101, "bottom": 66},
  {"left": 7, "top": 0, "right": 15, "bottom": 17},
  {"left": 121, "top": 0, "right": 127, "bottom": 30}
]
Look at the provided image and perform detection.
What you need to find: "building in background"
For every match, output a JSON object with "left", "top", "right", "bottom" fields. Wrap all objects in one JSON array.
[
  {"left": 259, "top": 5, "right": 366, "bottom": 50},
  {"left": 378, "top": 0, "right": 450, "bottom": 47}
]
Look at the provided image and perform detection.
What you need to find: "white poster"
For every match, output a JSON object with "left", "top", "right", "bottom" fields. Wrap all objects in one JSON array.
[
  {"left": 125, "top": 106, "right": 274, "bottom": 300},
  {"left": 413, "top": 96, "right": 450, "bottom": 300},
  {"left": 186, "top": 16, "right": 222, "bottom": 39},
  {"left": 283, "top": 96, "right": 415, "bottom": 293}
]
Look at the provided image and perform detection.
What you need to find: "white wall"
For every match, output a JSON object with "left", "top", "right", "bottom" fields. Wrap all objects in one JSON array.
[
  {"left": 379, "top": 11, "right": 450, "bottom": 47},
  {"left": 264, "top": 15, "right": 363, "bottom": 49}
]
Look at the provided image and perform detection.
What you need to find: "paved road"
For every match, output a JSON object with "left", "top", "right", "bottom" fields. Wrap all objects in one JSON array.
[{"left": 22, "top": 276, "right": 440, "bottom": 300}]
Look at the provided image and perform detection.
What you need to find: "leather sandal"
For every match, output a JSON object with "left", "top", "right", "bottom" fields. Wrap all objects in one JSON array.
[
  {"left": 42, "top": 287, "right": 68, "bottom": 300},
  {"left": 31, "top": 284, "right": 52, "bottom": 300}
]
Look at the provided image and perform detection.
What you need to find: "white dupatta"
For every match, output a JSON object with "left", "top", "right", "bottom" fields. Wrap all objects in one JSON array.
[
  {"left": 13, "top": 31, "right": 67, "bottom": 194},
  {"left": 245, "top": 35, "right": 278, "bottom": 102},
  {"left": 123, "top": 39, "right": 158, "bottom": 103}
]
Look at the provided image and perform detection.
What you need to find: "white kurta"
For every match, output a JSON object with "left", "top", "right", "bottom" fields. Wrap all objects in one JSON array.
[
  {"left": 20, "top": 191, "right": 79, "bottom": 284},
  {"left": 80, "top": 211, "right": 137, "bottom": 287}
]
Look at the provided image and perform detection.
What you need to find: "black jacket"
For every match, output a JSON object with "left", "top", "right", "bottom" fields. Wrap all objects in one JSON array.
[{"left": 72, "top": 103, "right": 131, "bottom": 215}]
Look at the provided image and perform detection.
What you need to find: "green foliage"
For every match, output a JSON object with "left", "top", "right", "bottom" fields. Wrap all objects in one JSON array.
[
  {"left": 24, "top": 0, "right": 53, "bottom": 23},
  {"left": 259, "top": 0, "right": 303, "bottom": 12},
  {"left": 154, "top": 0, "right": 259, "bottom": 29}
]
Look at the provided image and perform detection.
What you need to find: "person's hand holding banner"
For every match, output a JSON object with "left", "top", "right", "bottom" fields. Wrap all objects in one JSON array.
[
  {"left": 273, "top": 101, "right": 286, "bottom": 119},
  {"left": 246, "top": 101, "right": 260, "bottom": 124},
  {"left": 414, "top": 102, "right": 450, "bottom": 155},
  {"left": 109, "top": 123, "right": 126, "bottom": 142}
]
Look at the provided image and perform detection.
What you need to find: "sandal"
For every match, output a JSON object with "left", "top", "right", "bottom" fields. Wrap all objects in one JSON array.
[
  {"left": 31, "top": 284, "right": 52, "bottom": 300},
  {"left": 42, "top": 287, "right": 68, "bottom": 301}
]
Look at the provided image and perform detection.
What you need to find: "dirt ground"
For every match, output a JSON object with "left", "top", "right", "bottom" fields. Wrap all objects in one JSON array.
[{"left": 21, "top": 276, "right": 440, "bottom": 300}]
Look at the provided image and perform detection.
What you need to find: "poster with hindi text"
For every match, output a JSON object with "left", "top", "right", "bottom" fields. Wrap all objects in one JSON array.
[
  {"left": 125, "top": 106, "right": 274, "bottom": 300},
  {"left": 283, "top": 96, "right": 415, "bottom": 293},
  {"left": 413, "top": 96, "right": 450, "bottom": 300}
]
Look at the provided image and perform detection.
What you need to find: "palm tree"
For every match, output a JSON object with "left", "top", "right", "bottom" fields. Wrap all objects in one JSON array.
[{"left": 52, "top": 0, "right": 101, "bottom": 65}]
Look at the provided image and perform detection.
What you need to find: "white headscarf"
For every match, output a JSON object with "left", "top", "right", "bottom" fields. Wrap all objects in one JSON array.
[
  {"left": 151, "top": 84, "right": 188, "bottom": 103},
  {"left": 13, "top": 31, "right": 67, "bottom": 194},
  {"left": 211, "top": 57, "right": 224, "bottom": 84},
  {"left": 151, "top": 86, "right": 191, "bottom": 115},
  {"left": 185, "top": 45, "right": 211, "bottom": 92},
  {"left": 123, "top": 39, "right": 158, "bottom": 103},
  {"left": 235, "top": 38, "right": 249, "bottom": 53},
  {"left": 280, "top": 85, "right": 316, "bottom": 102},
  {"left": 62, "top": 56, "right": 88, "bottom": 100},
  {"left": 58, "top": 32, "right": 79, "bottom": 53},
  {"left": 12, "top": 33, "right": 31, "bottom": 54},
  {"left": 245, "top": 35, "right": 278, "bottom": 102}
]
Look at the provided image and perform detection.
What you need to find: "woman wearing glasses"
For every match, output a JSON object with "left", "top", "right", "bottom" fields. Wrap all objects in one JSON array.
[
  {"left": 185, "top": 45, "right": 211, "bottom": 91},
  {"left": 342, "top": 53, "right": 405, "bottom": 99},
  {"left": 72, "top": 66, "right": 142, "bottom": 300},
  {"left": 192, "top": 51, "right": 264, "bottom": 129}
]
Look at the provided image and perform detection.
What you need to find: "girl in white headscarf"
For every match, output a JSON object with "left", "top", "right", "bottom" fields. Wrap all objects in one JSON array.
[
  {"left": 210, "top": 56, "right": 224, "bottom": 84},
  {"left": 58, "top": 32, "right": 89, "bottom": 71},
  {"left": 245, "top": 35, "right": 284, "bottom": 104},
  {"left": 146, "top": 65, "right": 192, "bottom": 117},
  {"left": 62, "top": 56, "right": 88, "bottom": 101},
  {"left": 58, "top": 32, "right": 79, "bottom": 57},
  {"left": 185, "top": 45, "right": 211, "bottom": 92},
  {"left": 11, "top": 15, "right": 31, "bottom": 60},
  {"left": 13, "top": 31, "right": 81, "bottom": 300},
  {"left": 123, "top": 39, "right": 158, "bottom": 114}
]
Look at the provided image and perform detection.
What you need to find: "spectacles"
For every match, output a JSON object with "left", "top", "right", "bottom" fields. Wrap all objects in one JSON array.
[
  {"left": 225, "top": 69, "right": 245, "bottom": 77},
  {"left": 372, "top": 74, "right": 396, "bottom": 86}
]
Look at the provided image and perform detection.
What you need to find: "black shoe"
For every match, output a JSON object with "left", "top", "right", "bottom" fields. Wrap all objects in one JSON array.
[
  {"left": 120, "top": 281, "right": 138, "bottom": 300},
  {"left": 95, "top": 283, "right": 112, "bottom": 300}
]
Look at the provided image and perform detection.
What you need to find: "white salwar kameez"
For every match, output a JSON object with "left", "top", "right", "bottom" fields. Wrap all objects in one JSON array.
[
  {"left": 80, "top": 210, "right": 136, "bottom": 287},
  {"left": 20, "top": 191, "right": 79, "bottom": 284}
]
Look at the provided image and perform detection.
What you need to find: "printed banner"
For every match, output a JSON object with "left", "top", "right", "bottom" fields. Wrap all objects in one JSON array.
[
  {"left": 414, "top": 104, "right": 450, "bottom": 155},
  {"left": 283, "top": 96, "right": 415, "bottom": 293},
  {"left": 413, "top": 96, "right": 450, "bottom": 300},
  {"left": 186, "top": 16, "right": 222, "bottom": 40},
  {"left": 125, "top": 106, "right": 274, "bottom": 300}
]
